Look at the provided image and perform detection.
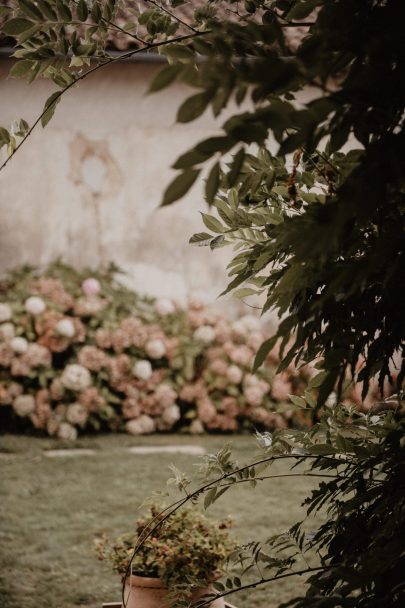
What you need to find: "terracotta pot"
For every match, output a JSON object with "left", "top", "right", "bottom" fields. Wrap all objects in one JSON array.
[{"left": 123, "top": 574, "right": 225, "bottom": 608}]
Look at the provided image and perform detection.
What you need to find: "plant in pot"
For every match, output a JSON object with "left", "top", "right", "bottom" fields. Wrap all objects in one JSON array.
[{"left": 96, "top": 505, "right": 237, "bottom": 608}]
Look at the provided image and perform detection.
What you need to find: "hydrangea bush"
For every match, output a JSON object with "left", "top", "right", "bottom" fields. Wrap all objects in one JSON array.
[{"left": 0, "top": 262, "right": 387, "bottom": 440}]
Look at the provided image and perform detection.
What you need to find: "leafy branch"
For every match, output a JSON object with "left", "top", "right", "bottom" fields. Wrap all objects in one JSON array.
[{"left": 0, "top": 29, "right": 208, "bottom": 173}]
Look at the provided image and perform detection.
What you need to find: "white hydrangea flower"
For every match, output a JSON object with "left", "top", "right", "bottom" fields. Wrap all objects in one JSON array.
[
  {"left": 56, "top": 318, "right": 76, "bottom": 338},
  {"left": 189, "top": 419, "right": 204, "bottom": 434},
  {"left": 161, "top": 404, "right": 181, "bottom": 426},
  {"left": 240, "top": 314, "right": 262, "bottom": 332},
  {"left": 0, "top": 303, "right": 12, "bottom": 323},
  {"left": 226, "top": 365, "right": 243, "bottom": 384},
  {"left": 145, "top": 338, "right": 166, "bottom": 359},
  {"left": 25, "top": 296, "right": 46, "bottom": 316},
  {"left": 126, "top": 415, "right": 155, "bottom": 435},
  {"left": 231, "top": 319, "right": 246, "bottom": 337},
  {"left": 81, "top": 277, "right": 101, "bottom": 296},
  {"left": 13, "top": 394, "right": 36, "bottom": 417},
  {"left": 154, "top": 298, "right": 176, "bottom": 316},
  {"left": 132, "top": 359, "right": 153, "bottom": 381},
  {"left": 10, "top": 336, "right": 29, "bottom": 354},
  {"left": 243, "top": 373, "right": 260, "bottom": 387},
  {"left": 232, "top": 314, "right": 261, "bottom": 336},
  {"left": 61, "top": 364, "right": 92, "bottom": 391},
  {"left": 0, "top": 322, "right": 15, "bottom": 341},
  {"left": 66, "top": 402, "right": 88, "bottom": 427},
  {"left": 193, "top": 325, "right": 216, "bottom": 344},
  {"left": 57, "top": 422, "right": 78, "bottom": 441}
]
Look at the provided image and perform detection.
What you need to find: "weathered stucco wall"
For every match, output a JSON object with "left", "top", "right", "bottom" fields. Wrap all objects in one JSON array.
[{"left": 0, "top": 59, "right": 248, "bottom": 312}]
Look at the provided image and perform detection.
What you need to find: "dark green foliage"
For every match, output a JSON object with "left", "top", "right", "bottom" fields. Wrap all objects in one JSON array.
[{"left": 156, "top": 404, "right": 405, "bottom": 608}]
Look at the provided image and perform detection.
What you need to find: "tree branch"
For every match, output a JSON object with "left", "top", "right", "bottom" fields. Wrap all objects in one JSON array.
[
  {"left": 121, "top": 452, "right": 345, "bottom": 606},
  {"left": 194, "top": 565, "right": 333, "bottom": 608},
  {"left": 145, "top": 0, "right": 199, "bottom": 34},
  {"left": 0, "top": 30, "right": 208, "bottom": 173}
]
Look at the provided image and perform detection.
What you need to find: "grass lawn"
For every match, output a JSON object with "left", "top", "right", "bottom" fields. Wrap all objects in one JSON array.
[{"left": 0, "top": 433, "right": 321, "bottom": 608}]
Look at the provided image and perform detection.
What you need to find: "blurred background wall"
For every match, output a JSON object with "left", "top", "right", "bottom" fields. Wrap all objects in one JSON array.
[{"left": 0, "top": 56, "right": 242, "bottom": 309}]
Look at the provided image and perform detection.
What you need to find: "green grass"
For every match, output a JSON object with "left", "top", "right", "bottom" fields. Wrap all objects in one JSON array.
[{"left": 0, "top": 434, "right": 320, "bottom": 608}]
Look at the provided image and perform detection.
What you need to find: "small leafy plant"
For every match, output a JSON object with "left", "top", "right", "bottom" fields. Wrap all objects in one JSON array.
[{"left": 96, "top": 505, "right": 237, "bottom": 600}]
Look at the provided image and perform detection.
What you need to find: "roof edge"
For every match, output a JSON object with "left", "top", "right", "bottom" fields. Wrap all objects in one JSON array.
[{"left": 0, "top": 47, "right": 166, "bottom": 63}]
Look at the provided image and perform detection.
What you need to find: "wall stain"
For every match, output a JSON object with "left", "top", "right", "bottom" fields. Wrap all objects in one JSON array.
[{"left": 68, "top": 133, "right": 122, "bottom": 263}]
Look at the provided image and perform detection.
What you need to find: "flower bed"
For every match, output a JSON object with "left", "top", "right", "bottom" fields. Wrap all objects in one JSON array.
[{"left": 0, "top": 262, "right": 382, "bottom": 440}]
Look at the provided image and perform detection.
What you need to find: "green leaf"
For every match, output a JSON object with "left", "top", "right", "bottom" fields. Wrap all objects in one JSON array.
[
  {"left": 204, "top": 488, "right": 216, "bottom": 509},
  {"left": 201, "top": 213, "right": 224, "bottom": 234},
  {"left": 189, "top": 232, "right": 212, "bottom": 246},
  {"left": 0, "top": 6, "right": 12, "bottom": 17},
  {"left": 19, "top": 0, "right": 43, "bottom": 20},
  {"left": 90, "top": 0, "right": 101, "bottom": 22},
  {"left": 77, "top": 0, "right": 89, "bottom": 21},
  {"left": 205, "top": 162, "right": 220, "bottom": 204},
  {"left": 289, "top": 394, "right": 307, "bottom": 408},
  {"left": 227, "top": 147, "right": 245, "bottom": 187},
  {"left": 3, "top": 18, "right": 34, "bottom": 35},
  {"left": 177, "top": 92, "right": 211, "bottom": 123},
  {"left": 163, "top": 44, "right": 194, "bottom": 61},
  {"left": 0, "top": 127, "right": 10, "bottom": 146},
  {"left": 56, "top": 0, "right": 72, "bottom": 21},
  {"left": 41, "top": 91, "right": 61, "bottom": 127},
  {"left": 148, "top": 64, "right": 182, "bottom": 93},
  {"left": 210, "top": 235, "right": 226, "bottom": 250},
  {"left": 196, "top": 136, "right": 234, "bottom": 155},
  {"left": 287, "top": 0, "right": 321, "bottom": 20},
  {"left": 233, "top": 287, "right": 257, "bottom": 299},
  {"left": 253, "top": 336, "right": 278, "bottom": 371},
  {"left": 8, "top": 60, "right": 33, "bottom": 79},
  {"left": 161, "top": 168, "right": 200, "bottom": 205},
  {"left": 36, "top": 0, "right": 57, "bottom": 20},
  {"left": 308, "top": 371, "right": 329, "bottom": 389},
  {"left": 172, "top": 148, "right": 209, "bottom": 170}
]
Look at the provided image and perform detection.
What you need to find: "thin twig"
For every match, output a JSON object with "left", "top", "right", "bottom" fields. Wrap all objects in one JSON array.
[
  {"left": 263, "top": 5, "right": 316, "bottom": 27},
  {"left": 146, "top": 0, "right": 198, "bottom": 33},
  {"left": 0, "top": 30, "right": 208, "bottom": 173},
  {"left": 70, "top": 0, "right": 146, "bottom": 43},
  {"left": 121, "top": 452, "right": 346, "bottom": 606},
  {"left": 195, "top": 565, "right": 333, "bottom": 608}
]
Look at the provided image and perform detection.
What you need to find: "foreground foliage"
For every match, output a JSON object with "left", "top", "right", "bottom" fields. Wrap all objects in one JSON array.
[
  {"left": 130, "top": 403, "right": 405, "bottom": 608},
  {"left": 1, "top": 2, "right": 404, "bottom": 607}
]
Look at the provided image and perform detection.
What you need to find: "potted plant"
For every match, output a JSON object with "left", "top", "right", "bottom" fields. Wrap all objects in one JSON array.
[{"left": 96, "top": 505, "right": 237, "bottom": 608}]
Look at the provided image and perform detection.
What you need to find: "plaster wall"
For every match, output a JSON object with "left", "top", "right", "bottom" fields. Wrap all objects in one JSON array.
[
  {"left": 0, "top": 59, "right": 312, "bottom": 318},
  {"left": 0, "top": 59, "right": 244, "bottom": 309}
]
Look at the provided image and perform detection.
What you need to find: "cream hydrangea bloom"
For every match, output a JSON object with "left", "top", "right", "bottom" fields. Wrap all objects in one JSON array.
[
  {"left": 61, "top": 364, "right": 92, "bottom": 391},
  {"left": 66, "top": 402, "right": 88, "bottom": 427},
  {"left": 161, "top": 404, "right": 181, "bottom": 426},
  {"left": 145, "top": 338, "right": 166, "bottom": 359},
  {"left": 0, "top": 322, "right": 15, "bottom": 341},
  {"left": 10, "top": 336, "right": 28, "bottom": 354},
  {"left": 25, "top": 296, "right": 46, "bottom": 315},
  {"left": 126, "top": 415, "right": 155, "bottom": 435},
  {"left": 13, "top": 394, "right": 36, "bottom": 416},
  {"left": 57, "top": 422, "right": 78, "bottom": 441},
  {"left": 193, "top": 325, "right": 216, "bottom": 344},
  {"left": 132, "top": 359, "right": 153, "bottom": 380},
  {"left": 56, "top": 318, "right": 76, "bottom": 338},
  {"left": 0, "top": 303, "right": 12, "bottom": 323},
  {"left": 154, "top": 298, "right": 176, "bottom": 316}
]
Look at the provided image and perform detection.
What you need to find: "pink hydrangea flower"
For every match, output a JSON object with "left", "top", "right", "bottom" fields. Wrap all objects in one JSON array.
[{"left": 81, "top": 277, "right": 101, "bottom": 296}]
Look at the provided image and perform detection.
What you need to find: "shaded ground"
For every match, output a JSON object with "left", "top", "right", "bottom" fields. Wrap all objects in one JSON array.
[{"left": 0, "top": 434, "right": 319, "bottom": 608}]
